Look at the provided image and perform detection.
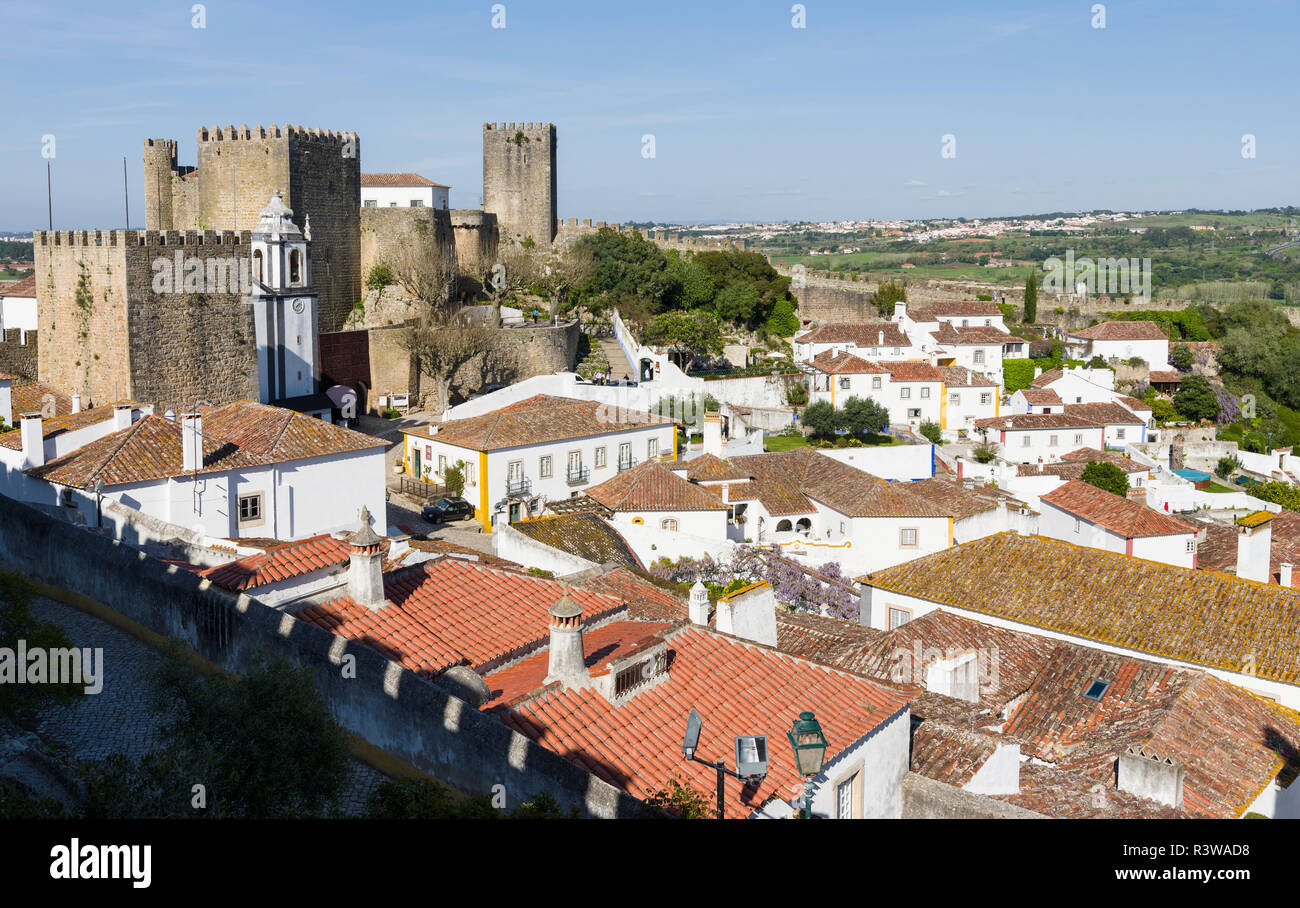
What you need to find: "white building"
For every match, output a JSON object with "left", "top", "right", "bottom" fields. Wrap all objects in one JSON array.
[
  {"left": 937, "top": 365, "right": 999, "bottom": 441},
  {"left": 792, "top": 322, "right": 922, "bottom": 363},
  {"left": 585, "top": 460, "right": 729, "bottom": 540},
  {"left": 402, "top": 394, "right": 677, "bottom": 530},
  {"left": 361, "top": 173, "right": 450, "bottom": 210},
  {"left": 249, "top": 192, "right": 319, "bottom": 407},
  {"left": 1066, "top": 321, "right": 1170, "bottom": 368},
  {"left": 879, "top": 361, "right": 944, "bottom": 429},
  {"left": 927, "top": 323, "right": 1008, "bottom": 385},
  {"left": 1038, "top": 479, "right": 1198, "bottom": 567},
  {"left": 0, "top": 274, "right": 36, "bottom": 338},
  {"left": 27, "top": 401, "right": 388, "bottom": 541},
  {"left": 974, "top": 412, "right": 1107, "bottom": 464},
  {"left": 805, "top": 349, "right": 891, "bottom": 411}
]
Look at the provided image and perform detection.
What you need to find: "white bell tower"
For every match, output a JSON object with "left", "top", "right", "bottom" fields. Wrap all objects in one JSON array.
[{"left": 250, "top": 190, "right": 318, "bottom": 404}]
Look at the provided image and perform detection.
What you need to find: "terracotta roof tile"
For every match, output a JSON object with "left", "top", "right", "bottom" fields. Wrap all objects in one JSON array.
[
  {"left": 1072, "top": 320, "right": 1168, "bottom": 341},
  {"left": 510, "top": 512, "right": 644, "bottom": 569},
  {"left": 1063, "top": 401, "right": 1147, "bottom": 426},
  {"left": 585, "top": 460, "right": 726, "bottom": 512},
  {"left": 1017, "top": 388, "right": 1062, "bottom": 405},
  {"left": 684, "top": 452, "right": 750, "bottom": 482},
  {"left": 877, "top": 360, "right": 944, "bottom": 383},
  {"left": 808, "top": 349, "right": 887, "bottom": 374},
  {"left": 426, "top": 395, "right": 670, "bottom": 451},
  {"left": 794, "top": 322, "right": 912, "bottom": 348},
  {"left": 1040, "top": 480, "right": 1196, "bottom": 538},
  {"left": 361, "top": 172, "right": 448, "bottom": 188},
  {"left": 931, "top": 323, "right": 1013, "bottom": 346},
  {"left": 727, "top": 449, "right": 950, "bottom": 518},
  {"left": 0, "top": 275, "right": 35, "bottom": 297},
  {"left": 974, "top": 412, "right": 1102, "bottom": 431},
  {"left": 937, "top": 365, "right": 997, "bottom": 388}
]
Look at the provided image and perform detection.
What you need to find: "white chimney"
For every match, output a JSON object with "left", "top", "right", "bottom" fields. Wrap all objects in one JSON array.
[
  {"left": 703, "top": 411, "right": 723, "bottom": 458},
  {"left": 543, "top": 594, "right": 589, "bottom": 687},
  {"left": 113, "top": 403, "right": 133, "bottom": 431},
  {"left": 70, "top": 390, "right": 81, "bottom": 414},
  {"left": 1236, "top": 513, "right": 1273, "bottom": 584},
  {"left": 1281, "top": 562, "right": 1293, "bottom": 588},
  {"left": 1117, "top": 746, "right": 1184, "bottom": 809},
  {"left": 0, "top": 376, "right": 12, "bottom": 428},
  {"left": 893, "top": 301, "right": 906, "bottom": 322},
  {"left": 388, "top": 533, "right": 411, "bottom": 563},
  {"left": 716, "top": 581, "right": 777, "bottom": 647},
  {"left": 347, "top": 506, "right": 386, "bottom": 610},
  {"left": 1033, "top": 366, "right": 1042, "bottom": 378},
  {"left": 878, "top": 330, "right": 884, "bottom": 346},
  {"left": 688, "top": 580, "right": 710, "bottom": 625},
  {"left": 19, "top": 412, "right": 43, "bottom": 468},
  {"left": 180, "top": 413, "right": 202, "bottom": 473}
]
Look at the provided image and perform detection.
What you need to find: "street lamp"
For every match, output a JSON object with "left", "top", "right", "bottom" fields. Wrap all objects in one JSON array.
[
  {"left": 787, "top": 711, "right": 828, "bottom": 819},
  {"left": 679, "top": 708, "right": 768, "bottom": 819}
]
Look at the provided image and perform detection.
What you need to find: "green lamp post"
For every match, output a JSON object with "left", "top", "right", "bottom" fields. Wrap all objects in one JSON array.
[{"left": 787, "top": 711, "right": 828, "bottom": 819}]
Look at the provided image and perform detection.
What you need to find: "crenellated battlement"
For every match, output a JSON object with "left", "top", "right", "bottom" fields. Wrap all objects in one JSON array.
[
  {"left": 36, "top": 229, "right": 249, "bottom": 248},
  {"left": 196, "top": 124, "right": 359, "bottom": 144},
  {"left": 483, "top": 122, "right": 555, "bottom": 132}
]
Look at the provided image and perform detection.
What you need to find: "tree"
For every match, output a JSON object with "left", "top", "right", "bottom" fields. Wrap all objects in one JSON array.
[
  {"left": 840, "top": 396, "right": 890, "bottom": 436},
  {"left": 1080, "top": 461, "right": 1130, "bottom": 497},
  {"left": 801, "top": 400, "right": 840, "bottom": 438},
  {"left": 1216, "top": 455, "right": 1242, "bottom": 480},
  {"left": 445, "top": 460, "right": 465, "bottom": 497},
  {"left": 871, "top": 280, "right": 907, "bottom": 317},
  {"left": 918, "top": 420, "right": 943, "bottom": 445},
  {"left": 643, "top": 310, "right": 724, "bottom": 370},
  {"left": 1174, "top": 374, "right": 1220, "bottom": 422},
  {"left": 0, "top": 572, "right": 84, "bottom": 723},
  {"left": 80, "top": 649, "right": 351, "bottom": 818},
  {"left": 643, "top": 777, "right": 714, "bottom": 818},
  {"left": 1169, "top": 344, "right": 1194, "bottom": 372},
  {"left": 714, "top": 282, "right": 762, "bottom": 324},
  {"left": 665, "top": 254, "right": 716, "bottom": 309},
  {"left": 1022, "top": 271, "right": 1038, "bottom": 324},
  {"left": 765, "top": 297, "right": 800, "bottom": 337}
]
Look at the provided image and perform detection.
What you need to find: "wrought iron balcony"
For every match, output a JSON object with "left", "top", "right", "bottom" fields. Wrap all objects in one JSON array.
[
  {"left": 505, "top": 476, "right": 531, "bottom": 497},
  {"left": 566, "top": 465, "right": 590, "bottom": 485},
  {"left": 617, "top": 457, "right": 637, "bottom": 473}
]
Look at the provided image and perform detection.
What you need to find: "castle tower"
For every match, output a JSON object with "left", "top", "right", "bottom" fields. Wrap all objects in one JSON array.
[
  {"left": 142, "top": 139, "right": 179, "bottom": 230},
  {"left": 482, "top": 122, "right": 557, "bottom": 247},
  {"left": 250, "top": 191, "right": 319, "bottom": 404}
]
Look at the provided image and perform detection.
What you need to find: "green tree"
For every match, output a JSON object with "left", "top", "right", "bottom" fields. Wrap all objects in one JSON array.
[
  {"left": 1080, "top": 461, "right": 1131, "bottom": 497},
  {"left": 1169, "top": 344, "right": 1194, "bottom": 372},
  {"left": 1022, "top": 271, "right": 1038, "bottom": 324},
  {"left": 445, "top": 460, "right": 465, "bottom": 498},
  {"left": 1174, "top": 374, "right": 1220, "bottom": 422},
  {"left": 841, "top": 396, "right": 890, "bottom": 435},
  {"left": 871, "top": 280, "right": 907, "bottom": 317},
  {"left": 918, "top": 420, "right": 943, "bottom": 445},
  {"left": 643, "top": 310, "right": 725, "bottom": 370},
  {"left": 1216, "top": 455, "right": 1243, "bottom": 480},
  {"left": 765, "top": 297, "right": 800, "bottom": 337},
  {"left": 665, "top": 254, "right": 716, "bottom": 309},
  {"left": 801, "top": 400, "right": 840, "bottom": 438},
  {"left": 714, "top": 282, "right": 762, "bottom": 324},
  {"left": 643, "top": 777, "right": 714, "bottom": 818}
]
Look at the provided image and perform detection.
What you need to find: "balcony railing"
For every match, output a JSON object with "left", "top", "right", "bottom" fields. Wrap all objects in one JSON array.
[
  {"left": 566, "top": 465, "right": 590, "bottom": 485},
  {"left": 506, "top": 477, "right": 531, "bottom": 497},
  {"left": 617, "top": 456, "right": 637, "bottom": 473}
]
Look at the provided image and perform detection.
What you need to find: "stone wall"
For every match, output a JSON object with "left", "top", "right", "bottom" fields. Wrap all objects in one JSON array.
[
  {"left": 144, "top": 125, "right": 361, "bottom": 333},
  {"left": 0, "top": 328, "right": 37, "bottom": 380},
  {"left": 450, "top": 209, "right": 499, "bottom": 284},
  {"left": 483, "top": 122, "right": 556, "bottom": 247},
  {"left": 359, "top": 207, "right": 456, "bottom": 307},
  {"left": 0, "top": 492, "right": 650, "bottom": 817},
  {"left": 35, "top": 229, "right": 257, "bottom": 409},
  {"left": 901, "top": 772, "right": 1044, "bottom": 819}
]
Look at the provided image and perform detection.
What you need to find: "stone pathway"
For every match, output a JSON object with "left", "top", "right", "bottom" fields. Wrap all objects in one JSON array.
[{"left": 26, "top": 594, "right": 388, "bottom": 817}]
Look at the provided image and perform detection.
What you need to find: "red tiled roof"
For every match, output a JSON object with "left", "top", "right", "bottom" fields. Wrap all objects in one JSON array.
[
  {"left": 1149, "top": 370, "right": 1182, "bottom": 383},
  {"left": 501, "top": 625, "right": 911, "bottom": 817},
  {"left": 1116, "top": 395, "right": 1152, "bottom": 412},
  {"left": 201, "top": 533, "right": 352, "bottom": 590},
  {"left": 361, "top": 172, "right": 449, "bottom": 188},
  {"left": 684, "top": 452, "right": 750, "bottom": 482},
  {"left": 937, "top": 365, "right": 996, "bottom": 388},
  {"left": 0, "top": 275, "right": 35, "bottom": 297},
  {"left": 427, "top": 395, "right": 670, "bottom": 450},
  {"left": 808, "top": 349, "right": 887, "bottom": 374},
  {"left": 1059, "top": 447, "right": 1149, "bottom": 471},
  {"left": 794, "top": 322, "right": 912, "bottom": 348},
  {"left": 585, "top": 460, "right": 726, "bottom": 512},
  {"left": 1017, "top": 387, "right": 1062, "bottom": 405},
  {"left": 574, "top": 567, "right": 689, "bottom": 621},
  {"left": 1194, "top": 510, "right": 1300, "bottom": 581},
  {"left": 7, "top": 379, "right": 72, "bottom": 420},
  {"left": 0, "top": 402, "right": 136, "bottom": 450},
  {"left": 910, "top": 300, "right": 1002, "bottom": 319},
  {"left": 1063, "top": 402, "right": 1147, "bottom": 426},
  {"left": 28, "top": 402, "right": 385, "bottom": 490},
  {"left": 1031, "top": 368, "right": 1063, "bottom": 388},
  {"left": 510, "top": 513, "right": 644, "bottom": 570},
  {"left": 930, "top": 323, "right": 1012, "bottom": 346},
  {"left": 1071, "top": 320, "right": 1168, "bottom": 341},
  {"left": 1040, "top": 480, "right": 1195, "bottom": 538},
  {"left": 974, "top": 412, "right": 1102, "bottom": 431},
  {"left": 877, "top": 360, "right": 944, "bottom": 383},
  {"left": 295, "top": 559, "right": 631, "bottom": 677}
]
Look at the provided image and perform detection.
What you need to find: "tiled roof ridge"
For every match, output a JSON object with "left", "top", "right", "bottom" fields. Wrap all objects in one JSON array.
[
  {"left": 474, "top": 603, "right": 632, "bottom": 676},
  {"left": 80, "top": 411, "right": 154, "bottom": 485}
]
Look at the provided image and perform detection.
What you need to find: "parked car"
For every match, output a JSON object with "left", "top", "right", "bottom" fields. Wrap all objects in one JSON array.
[{"left": 421, "top": 498, "right": 474, "bottom": 523}]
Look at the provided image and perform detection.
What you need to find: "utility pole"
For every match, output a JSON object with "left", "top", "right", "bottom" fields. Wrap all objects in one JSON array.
[{"left": 46, "top": 162, "right": 53, "bottom": 230}]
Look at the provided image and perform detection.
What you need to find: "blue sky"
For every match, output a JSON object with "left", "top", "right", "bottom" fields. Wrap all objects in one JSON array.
[{"left": 3, "top": 0, "right": 1297, "bottom": 229}]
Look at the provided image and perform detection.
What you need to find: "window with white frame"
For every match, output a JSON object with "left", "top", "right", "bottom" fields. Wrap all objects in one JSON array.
[
  {"left": 568, "top": 450, "right": 582, "bottom": 475},
  {"left": 980, "top": 393, "right": 992, "bottom": 405},
  {"left": 899, "top": 527, "right": 918, "bottom": 548},
  {"left": 900, "top": 387, "right": 911, "bottom": 399},
  {"left": 1074, "top": 433, "right": 1084, "bottom": 445},
  {"left": 1186, "top": 539, "right": 1196, "bottom": 553},
  {"left": 238, "top": 493, "right": 263, "bottom": 526},
  {"left": 907, "top": 408, "right": 921, "bottom": 418},
  {"left": 872, "top": 376, "right": 882, "bottom": 390},
  {"left": 973, "top": 349, "right": 985, "bottom": 364},
  {"left": 1075, "top": 518, "right": 1082, "bottom": 534},
  {"left": 1049, "top": 435, "right": 1059, "bottom": 447},
  {"left": 920, "top": 387, "right": 930, "bottom": 399},
  {"left": 892, "top": 347, "right": 900, "bottom": 355},
  {"left": 888, "top": 607, "right": 910, "bottom": 629},
  {"left": 539, "top": 455, "right": 553, "bottom": 478},
  {"left": 437, "top": 454, "right": 446, "bottom": 474},
  {"left": 647, "top": 438, "right": 659, "bottom": 459},
  {"left": 661, "top": 518, "right": 678, "bottom": 532},
  {"left": 949, "top": 393, "right": 960, "bottom": 404},
  {"left": 839, "top": 377, "right": 850, "bottom": 389},
  {"left": 836, "top": 773, "right": 860, "bottom": 819},
  {"left": 1022, "top": 435, "right": 1031, "bottom": 447},
  {"left": 595, "top": 446, "right": 607, "bottom": 468},
  {"left": 1116, "top": 428, "right": 1126, "bottom": 440}
]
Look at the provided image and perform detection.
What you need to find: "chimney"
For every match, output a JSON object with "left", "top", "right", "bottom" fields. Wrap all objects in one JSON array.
[
  {"left": 703, "top": 411, "right": 723, "bottom": 458},
  {"left": 347, "top": 506, "right": 386, "bottom": 610},
  {"left": 1033, "top": 366, "right": 1042, "bottom": 378},
  {"left": 1117, "top": 746, "right": 1184, "bottom": 809},
  {"left": 388, "top": 533, "right": 411, "bottom": 563},
  {"left": 113, "top": 403, "right": 133, "bottom": 431},
  {"left": 716, "top": 581, "right": 777, "bottom": 646},
  {"left": 893, "top": 300, "right": 906, "bottom": 322},
  {"left": 19, "top": 412, "right": 43, "bottom": 469},
  {"left": 1281, "top": 562, "right": 1293, "bottom": 588},
  {"left": 180, "top": 413, "right": 202, "bottom": 473},
  {"left": 1236, "top": 512, "right": 1274, "bottom": 584},
  {"left": 688, "top": 580, "right": 710, "bottom": 625},
  {"left": 878, "top": 330, "right": 884, "bottom": 346},
  {"left": 543, "top": 593, "right": 589, "bottom": 687},
  {"left": 70, "top": 390, "right": 81, "bottom": 414},
  {"left": 0, "top": 376, "right": 11, "bottom": 428}
]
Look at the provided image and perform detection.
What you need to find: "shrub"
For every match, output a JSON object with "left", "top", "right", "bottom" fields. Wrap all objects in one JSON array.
[
  {"left": 366, "top": 263, "right": 394, "bottom": 291},
  {"left": 971, "top": 440, "right": 997, "bottom": 464},
  {"left": 1169, "top": 345, "right": 1194, "bottom": 372},
  {"left": 445, "top": 461, "right": 466, "bottom": 498},
  {"left": 1080, "top": 461, "right": 1130, "bottom": 497},
  {"left": 918, "top": 421, "right": 942, "bottom": 445},
  {"left": 786, "top": 384, "right": 809, "bottom": 406},
  {"left": 1215, "top": 455, "right": 1242, "bottom": 479}
]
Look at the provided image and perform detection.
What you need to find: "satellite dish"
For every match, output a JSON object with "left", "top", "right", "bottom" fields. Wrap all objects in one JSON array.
[{"left": 682, "top": 709, "right": 702, "bottom": 760}]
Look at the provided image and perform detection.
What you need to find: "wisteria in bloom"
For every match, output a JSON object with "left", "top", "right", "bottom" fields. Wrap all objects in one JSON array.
[
  {"left": 1214, "top": 383, "right": 1240, "bottom": 423},
  {"left": 651, "top": 546, "right": 860, "bottom": 621}
]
